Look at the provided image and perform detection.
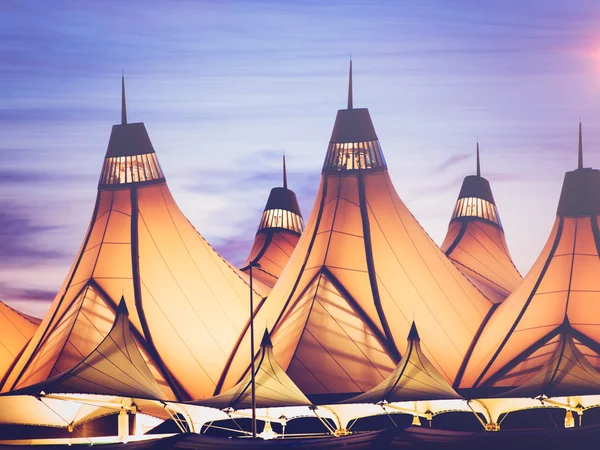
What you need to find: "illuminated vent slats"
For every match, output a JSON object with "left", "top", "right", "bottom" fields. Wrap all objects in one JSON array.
[
  {"left": 258, "top": 208, "right": 304, "bottom": 234},
  {"left": 100, "top": 153, "right": 164, "bottom": 186},
  {"left": 323, "top": 140, "right": 386, "bottom": 172},
  {"left": 452, "top": 196, "right": 501, "bottom": 226}
]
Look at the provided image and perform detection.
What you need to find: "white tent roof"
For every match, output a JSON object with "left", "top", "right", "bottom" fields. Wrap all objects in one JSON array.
[
  {"left": 345, "top": 323, "right": 462, "bottom": 403},
  {"left": 14, "top": 298, "right": 165, "bottom": 400},
  {"left": 501, "top": 326, "right": 600, "bottom": 398},
  {"left": 197, "top": 330, "right": 311, "bottom": 410}
]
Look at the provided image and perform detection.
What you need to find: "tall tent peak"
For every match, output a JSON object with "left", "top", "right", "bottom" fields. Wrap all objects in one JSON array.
[
  {"left": 240, "top": 156, "right": 305, "bottom": 289},
  {"left": 121, "top": 74, "right": 127, "bottom": 125},
  {"left": 476, "top": 141, "right": 481, "bottom": 177},
  {"left": 348, "top": 59, "right": 353, "bottom": 110},
  {"left": 261, "top": 329, "right": 273, "bottom": 349},
  {"left": 458, "top": 152, "right": 600, "bottom": 389},
  {"left": 243, "top": 64, "right": 495, "bottom": 397},
  {"left": 408, "top": 322, "right": 420, "bottom": 341},
  {"left": 283, "top": 154, "right": 288, "bottom": 189},
  {"left": 441, "top": 140, "right": 521, "bottom": 304},
  {"left": 578, "top": 121, "right": 583, "bottom": 170}
]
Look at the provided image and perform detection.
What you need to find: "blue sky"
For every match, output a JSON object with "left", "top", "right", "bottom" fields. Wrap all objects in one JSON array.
[{"left": 2, "top": 0, "right": 600, "bottom": 316}]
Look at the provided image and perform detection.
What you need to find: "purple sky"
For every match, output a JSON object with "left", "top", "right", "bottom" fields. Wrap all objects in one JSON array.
[{"left": 2, "top": 0, "right": 600, "bottom": 317}]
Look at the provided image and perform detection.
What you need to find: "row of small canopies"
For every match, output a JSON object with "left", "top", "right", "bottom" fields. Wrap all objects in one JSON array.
[{"left": 0, "top": 297, "right": 598, "bottom": 441}]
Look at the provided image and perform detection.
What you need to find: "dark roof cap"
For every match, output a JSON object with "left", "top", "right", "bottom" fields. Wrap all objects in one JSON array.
[
  {"left": 105, "top": 123, "right": 155, "bottom": 158},
  {"left": 457, "top": 175, "right": 496, "bottom": 205},
  {"left": 557, "top": 168, "right": 600, "bottom": 216},
  {"left": 264, "top": 187, "right": 302, "bottom": 217},
  {"left": 330, "top": 108, "right": 378, "bottom": 144}
]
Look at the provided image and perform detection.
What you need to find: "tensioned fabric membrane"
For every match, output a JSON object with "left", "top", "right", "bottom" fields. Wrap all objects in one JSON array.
[
  {"left": 459, "top": 128, "right": 600, "bottom": 390},
  {"left": 218, "top": 63, "right": 494, "bottom": 397},
  {"left": 441, "top": 145, "right": 522, "bottom": 304},
  {"left": 500, "top": 325, "right": 600, "bottom": 398},
  {"left": 346, "top": 322, "right": 461, "bottom": 404},
  {"left": 0, "top": 301, "right": 39, "bottom": 384},
  {"left": 240, "top": 158, "right": 304, "bottom": 290},
  {"left": 1, "top": 78, "right": 267, "bottom": 401},
  {"left": 11, "top": 298, "right": 165, "bottom": 400},
  {"left": 196, "top": 330, "right": 311, "bottom": 410}
]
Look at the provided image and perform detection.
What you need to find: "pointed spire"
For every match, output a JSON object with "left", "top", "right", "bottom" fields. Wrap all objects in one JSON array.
[
  {"left": 116, "top": 296, "right": 129, "bottom": 316},
  {"left": 283, "top": 154, "right": 288, "bottom": 190},
  {"left": 347, "top": 59, "right": 353, "bottom": 110},
  {"left": 578, "top": 121, "right": 583, "bottom": 170},
  {"left": 121, "top": 74, "right": 127, "bottom": 125},
  {"left": 261, "top": 329, "right": 273, "bottom": 349},
  {"left": 476, "top": 141, "right": 481, "bottom": 177},
  {"left": 408, "top": 321, "right": 420, "bottom": 341}
]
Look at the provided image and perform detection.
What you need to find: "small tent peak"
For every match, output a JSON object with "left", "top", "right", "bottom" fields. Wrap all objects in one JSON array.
[
  {"left": 578, "top": 121, "right": 583, "bottom": 170},
  {"left": 283, "top": 154, "right": 288, "bottom": 190},
  {"left": 116, "top": 296, "right": 129, "bottom": 316},
  {"left": 261, "top": 329, "right": 273, "bottom": 349},
  {"left": 121, "top": 74, "right": 127, "bottom": 125},
  {"left": 476, "top": 141, "right": 481, "bottom": 177},
  {"left": 347, "top": 59, "right": 353, "bottom": 110},
  {"left": 408, "top": 322, "right": 420, "bottom": 341}
]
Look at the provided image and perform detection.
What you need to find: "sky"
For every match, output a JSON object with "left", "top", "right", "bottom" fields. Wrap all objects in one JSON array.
[{"left": 2, "top": 0, "right": 600, "bottom": 317}]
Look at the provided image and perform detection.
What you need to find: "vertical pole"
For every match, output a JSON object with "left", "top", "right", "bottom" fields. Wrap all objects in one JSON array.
[
  {"left": 118, "top": 409, "right": 129, "bottom": 443},
  {"left": 249, "top": 263, "right": 257, "bottom": 438}
]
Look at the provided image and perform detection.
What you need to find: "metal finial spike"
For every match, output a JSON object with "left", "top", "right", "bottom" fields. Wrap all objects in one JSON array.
[
  {"left": 283, "top": 153, "right": 288, "bottom": 189},
  {"left": 348, "top": 59, "right": 353, "bottom": 110},
  {"left": 578, "top": 121, "right": 583, "bottom": 170},
  {"left": 476, "top": 141, "right": 481, "bottom": 177},
  {"left": 121, "top": 74, "right": 127, "bottom": 125}
]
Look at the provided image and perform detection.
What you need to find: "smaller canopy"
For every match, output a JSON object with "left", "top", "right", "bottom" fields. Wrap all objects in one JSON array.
[
  {"left": 344, "top": 323, "right": 462, "bottom": 403},
  {"left": 0, "top": 301, "right": 39, "bottom": 384},
  {"left": 13, "top": 298, "right": 165, "bottom": 400},
  {"left": 196, "top": 330, "right": 311, "bottom": 410},
  {"left": 500, "top": 324, "right": 600, "bottom": 398}
]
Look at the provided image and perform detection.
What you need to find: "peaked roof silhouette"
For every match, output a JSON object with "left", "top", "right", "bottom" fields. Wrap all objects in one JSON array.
[
  {"left": 241, "top": 157, "right": 304, "bottom": 289},
  {"left": 196, "top": 330, "right": 311, "bottom": 409},
  {"left": 441, "top": 143, "right": 521, "bottom": 304},
  {"left": 220, "top": 63, "right": 493, "bottom": 397},
  {"left": 500, "top": 324, "right": 600, "bottom": 398},
  {"left": 13, "top": 297, "right": 165, "bottom": 400},
  {"left": 345, "top": 323, "right": 461, "bottom": 403},
  {"left": 2, "top": 79, "right": 268, "bottom": 401},
  {"left": 460, "top": 125, "right": 600, "bottom": 390}
]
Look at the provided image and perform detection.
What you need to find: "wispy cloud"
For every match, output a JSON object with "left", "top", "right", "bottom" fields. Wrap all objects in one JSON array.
[
  {"left": 0, "top": 282, "right": 55, "bottom": 304},
  {"left": 433, "top": 153, "right": 472, "bottom": 173},
  {"left": 0, "top": 202, "right": 66, "bottom": 266}
]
